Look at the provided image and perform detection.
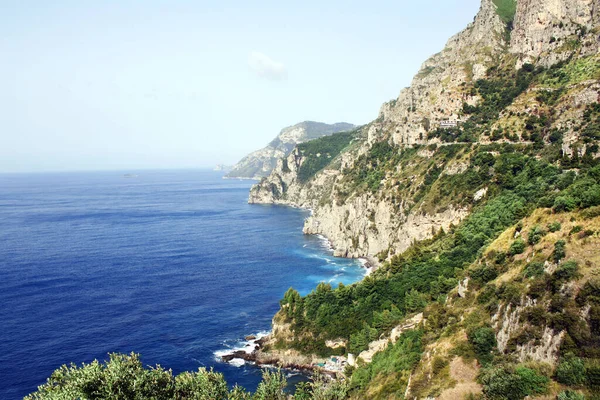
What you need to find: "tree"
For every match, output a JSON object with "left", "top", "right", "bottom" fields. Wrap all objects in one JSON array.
[
  {"left": 253, "top": 370, "right": 287, "bottom": 400},
  {"left": 25, "top": 352, "right": 272, "bottom": 400},
  {"left": 555, "top": 355, "right": 586, "bottom": 386}
]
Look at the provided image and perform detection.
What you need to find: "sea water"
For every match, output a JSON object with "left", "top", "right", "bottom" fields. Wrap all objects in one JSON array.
[{"left": 0, "top": 170, "right": 365, "bottom": 399}]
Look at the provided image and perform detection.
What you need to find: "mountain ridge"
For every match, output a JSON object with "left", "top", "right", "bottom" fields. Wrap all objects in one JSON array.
[{"left": 225, "top": 121, "right": 355, "bottom": 180}]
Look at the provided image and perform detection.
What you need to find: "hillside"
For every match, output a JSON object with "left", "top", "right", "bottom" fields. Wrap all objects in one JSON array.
[
  {"left": 247, "top": 0, "right": 600, "bottom": 398},
  {"left": 225, "top": 121, "right": 355, "bottom": 179}
]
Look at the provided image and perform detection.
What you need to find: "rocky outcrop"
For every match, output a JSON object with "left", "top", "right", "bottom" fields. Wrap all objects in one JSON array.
[
  {"left": 349, "top": 313, "right": 424, "bottom": 366},
  {"left": 226, "top": 121, "right": 354, "bottom": 179},
  {"left": 250, "top": 144, "right": 468, "bottom": 261},
  {"left": 303, "top": 200, "right": 468, "bottom": 259},
  {"left": 492, "top": 299, "right": 564, "bottom": 364},
  {"left": 510, "top": 0, "right": 600, "bottom": 66},
  {"left": 378, "top": 0, "right": 507, "bottom": 147}
]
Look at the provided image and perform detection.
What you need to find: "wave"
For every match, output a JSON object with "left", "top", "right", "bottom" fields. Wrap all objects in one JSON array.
[{"left": 213, "top": 330, "right": 270, "bottom": 363}]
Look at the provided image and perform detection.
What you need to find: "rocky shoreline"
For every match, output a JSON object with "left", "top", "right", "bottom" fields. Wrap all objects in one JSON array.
[
  {"left": 219, "top": 336, "right": 341, "bottom": 377},
  {"left": 216, "top": 202, "right": 378, "bottom": 377}
]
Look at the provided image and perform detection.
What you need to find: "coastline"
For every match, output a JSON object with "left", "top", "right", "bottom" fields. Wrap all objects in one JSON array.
[{"left": 217, "top": 208, "right": 379, "bottom": 375}]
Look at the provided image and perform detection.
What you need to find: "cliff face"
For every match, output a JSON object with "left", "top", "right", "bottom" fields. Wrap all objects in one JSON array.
[
  {"left": 378, "top": 0, "right": 507, "bottom": 147},
  {"left": 225, "top": 121, "right": 354, "bottom": 179},
  {"left": 249, "top": 0, "right": 600, "bottom": 264},
  {"left": 248, "top": 0, "right": 503, "bottom": 260},
  {"left": 510, "top": 0, "right": 600, "bottom": 66}
]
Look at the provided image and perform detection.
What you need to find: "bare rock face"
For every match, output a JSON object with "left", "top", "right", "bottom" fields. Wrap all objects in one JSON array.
[
  {"left": 304, "top": 200, "right": 467, "bottom": 260},
  {"left": 378, "top": 0, "right": 507, "bottom": 147},
  {"left": 510, "top": 0, "right": 600, "bottom": 66},
  {"left": 492, "top": 299, "right": 564, "bottom": 364}
]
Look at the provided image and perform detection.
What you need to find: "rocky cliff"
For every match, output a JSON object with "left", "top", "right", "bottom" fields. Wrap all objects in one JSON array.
[
  {"left": 249, "top": 0, "right": 600, "bottom": 264},
  {"left": 225, "top": 121, "right": 355, "bottom": 179},
  {"left": 245, "top": 0, "right": 600, "bottom": 398}
]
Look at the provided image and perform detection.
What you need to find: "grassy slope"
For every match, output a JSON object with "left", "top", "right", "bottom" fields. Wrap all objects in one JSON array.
[
  {"left": 492, "top": 0, "right": 517, "bottom": 24},
  {"left": 350, "top": 208, "right": 600, "bottom": 399}
]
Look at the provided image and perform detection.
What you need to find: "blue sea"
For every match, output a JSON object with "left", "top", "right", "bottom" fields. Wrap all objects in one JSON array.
[{"left": 0, "top": 170, "right": 365, "bottom": 399}]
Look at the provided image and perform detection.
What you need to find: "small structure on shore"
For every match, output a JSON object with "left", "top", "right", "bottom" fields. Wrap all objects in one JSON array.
[
  {"left": 439, "top": 120, "right": 462, "bottom": 128},
  {"left": 314, "top": 356, "right": 347, "bottom": 373}
]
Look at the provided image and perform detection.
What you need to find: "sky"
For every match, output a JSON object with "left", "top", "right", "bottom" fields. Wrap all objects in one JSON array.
[{"left": 0, "top": 0, "right": 482, "bottom": 173}]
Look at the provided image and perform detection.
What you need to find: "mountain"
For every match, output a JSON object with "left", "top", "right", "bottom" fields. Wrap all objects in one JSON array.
[
  {"left": 248, "top": 0, "right": 600, "bottom": 398},
  {"left": 225, "top": 121, "right": 355, "bottom": 179}
]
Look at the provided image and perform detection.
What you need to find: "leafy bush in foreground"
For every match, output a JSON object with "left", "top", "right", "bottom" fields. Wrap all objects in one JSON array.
[{"left": 26, "top": 353, "right": 286, "bottom": 400}]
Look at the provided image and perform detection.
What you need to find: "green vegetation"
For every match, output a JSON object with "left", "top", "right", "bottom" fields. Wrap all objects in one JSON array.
[
  {"left": 479, "top": 365, "right": 549, "bottom": 399},
  {"left": 548, "top": 221, "right": 562, "bottom": 232},
  {"left": 296, "top": 131, "right": 357, "bottom": 183},
  {"left": 27, "top": 353, "right": 248, "bottom": 400},
  {"left": 279, "top": 144, "right": 600, "bottom": 359},
  {"left": 558, "top": 390, "right": 586, "bottom": 400},
  {"left": 468, "top": 326, "right": 497, "bottom": 365},
  {"left": 27, "top": 353, "right": 350, "bottom": 400},
  {"left": 492, "top": 0, "right": 517, "bottom": 25},
  {"left": 538, "top": 56, "right": 600, "bottom": 88},
  {"left": 555, "top": 355, "right": 586, "bottom": 386},
  {"left": 350, "top": 330, "right": 423, "bottom": 398},
  {"left": 30, "top": 20, "right": 600, "bottom": 400},
  {"left": 509, "top": 238, "right": 526, "bottom": 255},
  {"left": 527, "top": 225, "right": 547, "bottom": 245},
  {"left": 462, "top": 63, "right": 540, "bottom": 142},
  {"left": 336, "top": 140, "right": 398, "bottom": 199}
]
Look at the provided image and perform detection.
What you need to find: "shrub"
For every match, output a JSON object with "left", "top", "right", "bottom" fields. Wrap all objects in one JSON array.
[
  {"left": 557, "top": 390, "right": 585, "bottom": 400},
  {"left": 528, "top": 279, "right": 547, "bottom": 299},
  {"left": 478, "top": 284, "right": 498, "bottom": 304},
  {"left": 293, "top": 373, "right": 349, "bottom": 400},
  {"left": 570, "top": 225, "right": 583, "bottom": 235},
  {"left": 509, "top": 239, "right": 526, "bottom": 255},
  {"left": 554, "top": 260, "right": 579, "bottom": 282},
  {"left": 468, "top": 326, "right": 497, "bottom": 364},
  {"left": 554, "top": 196, "right": 578, "bottom": 212},
  {"left": 471, "top": 263, "right": 500, "bottom": 285},
  {"left": 480, "top": 365, "right": 549, "bottom": 400},
  {"left": 498, "top": 282, "right": 522, "bottom": 306},
  {"left": 553, "top": 240, "right": 567, "bottom": 263},
  {"left": 527, "top": 225, "right": 547, "bottom": 245},
  {"left": 521, "top": 305, "right": 548, "bottom": 326},
  {"left": 577, "top": 278, "right": 600, "bottom": 306},
  {"left": 24, "top": 353, "right": 251, "bottom": 400},
  {"left": 555, "top": 355, "right": 586, "bottom": 386},
  {"left": 405, "top": 289, "right": 427, "bottom": 313},
  {"left": 582, "top": 205, "right": 600, "bottom": 219},
  {"left": 547, "top": 221, "right": 562, "bottom": 232},
  {"left": 254, "top": 369, "right": 287, "bottom": 400},
  {"left": 586, "top": 359, "right": 600, "bottom": 390},
  {"left": 349, "top": 323, "right": 378, "bottom": 354},
  {"left": 431, "top": 356, "right": 449, "bottom": 375},
  {"left": 523, "top": 261, "right": 545, "bottom": 278}
]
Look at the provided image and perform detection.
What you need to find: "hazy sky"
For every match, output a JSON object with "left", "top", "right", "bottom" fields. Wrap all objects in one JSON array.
[{"left": 1, "top": 0, "right": 481, "bottom": 173}]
